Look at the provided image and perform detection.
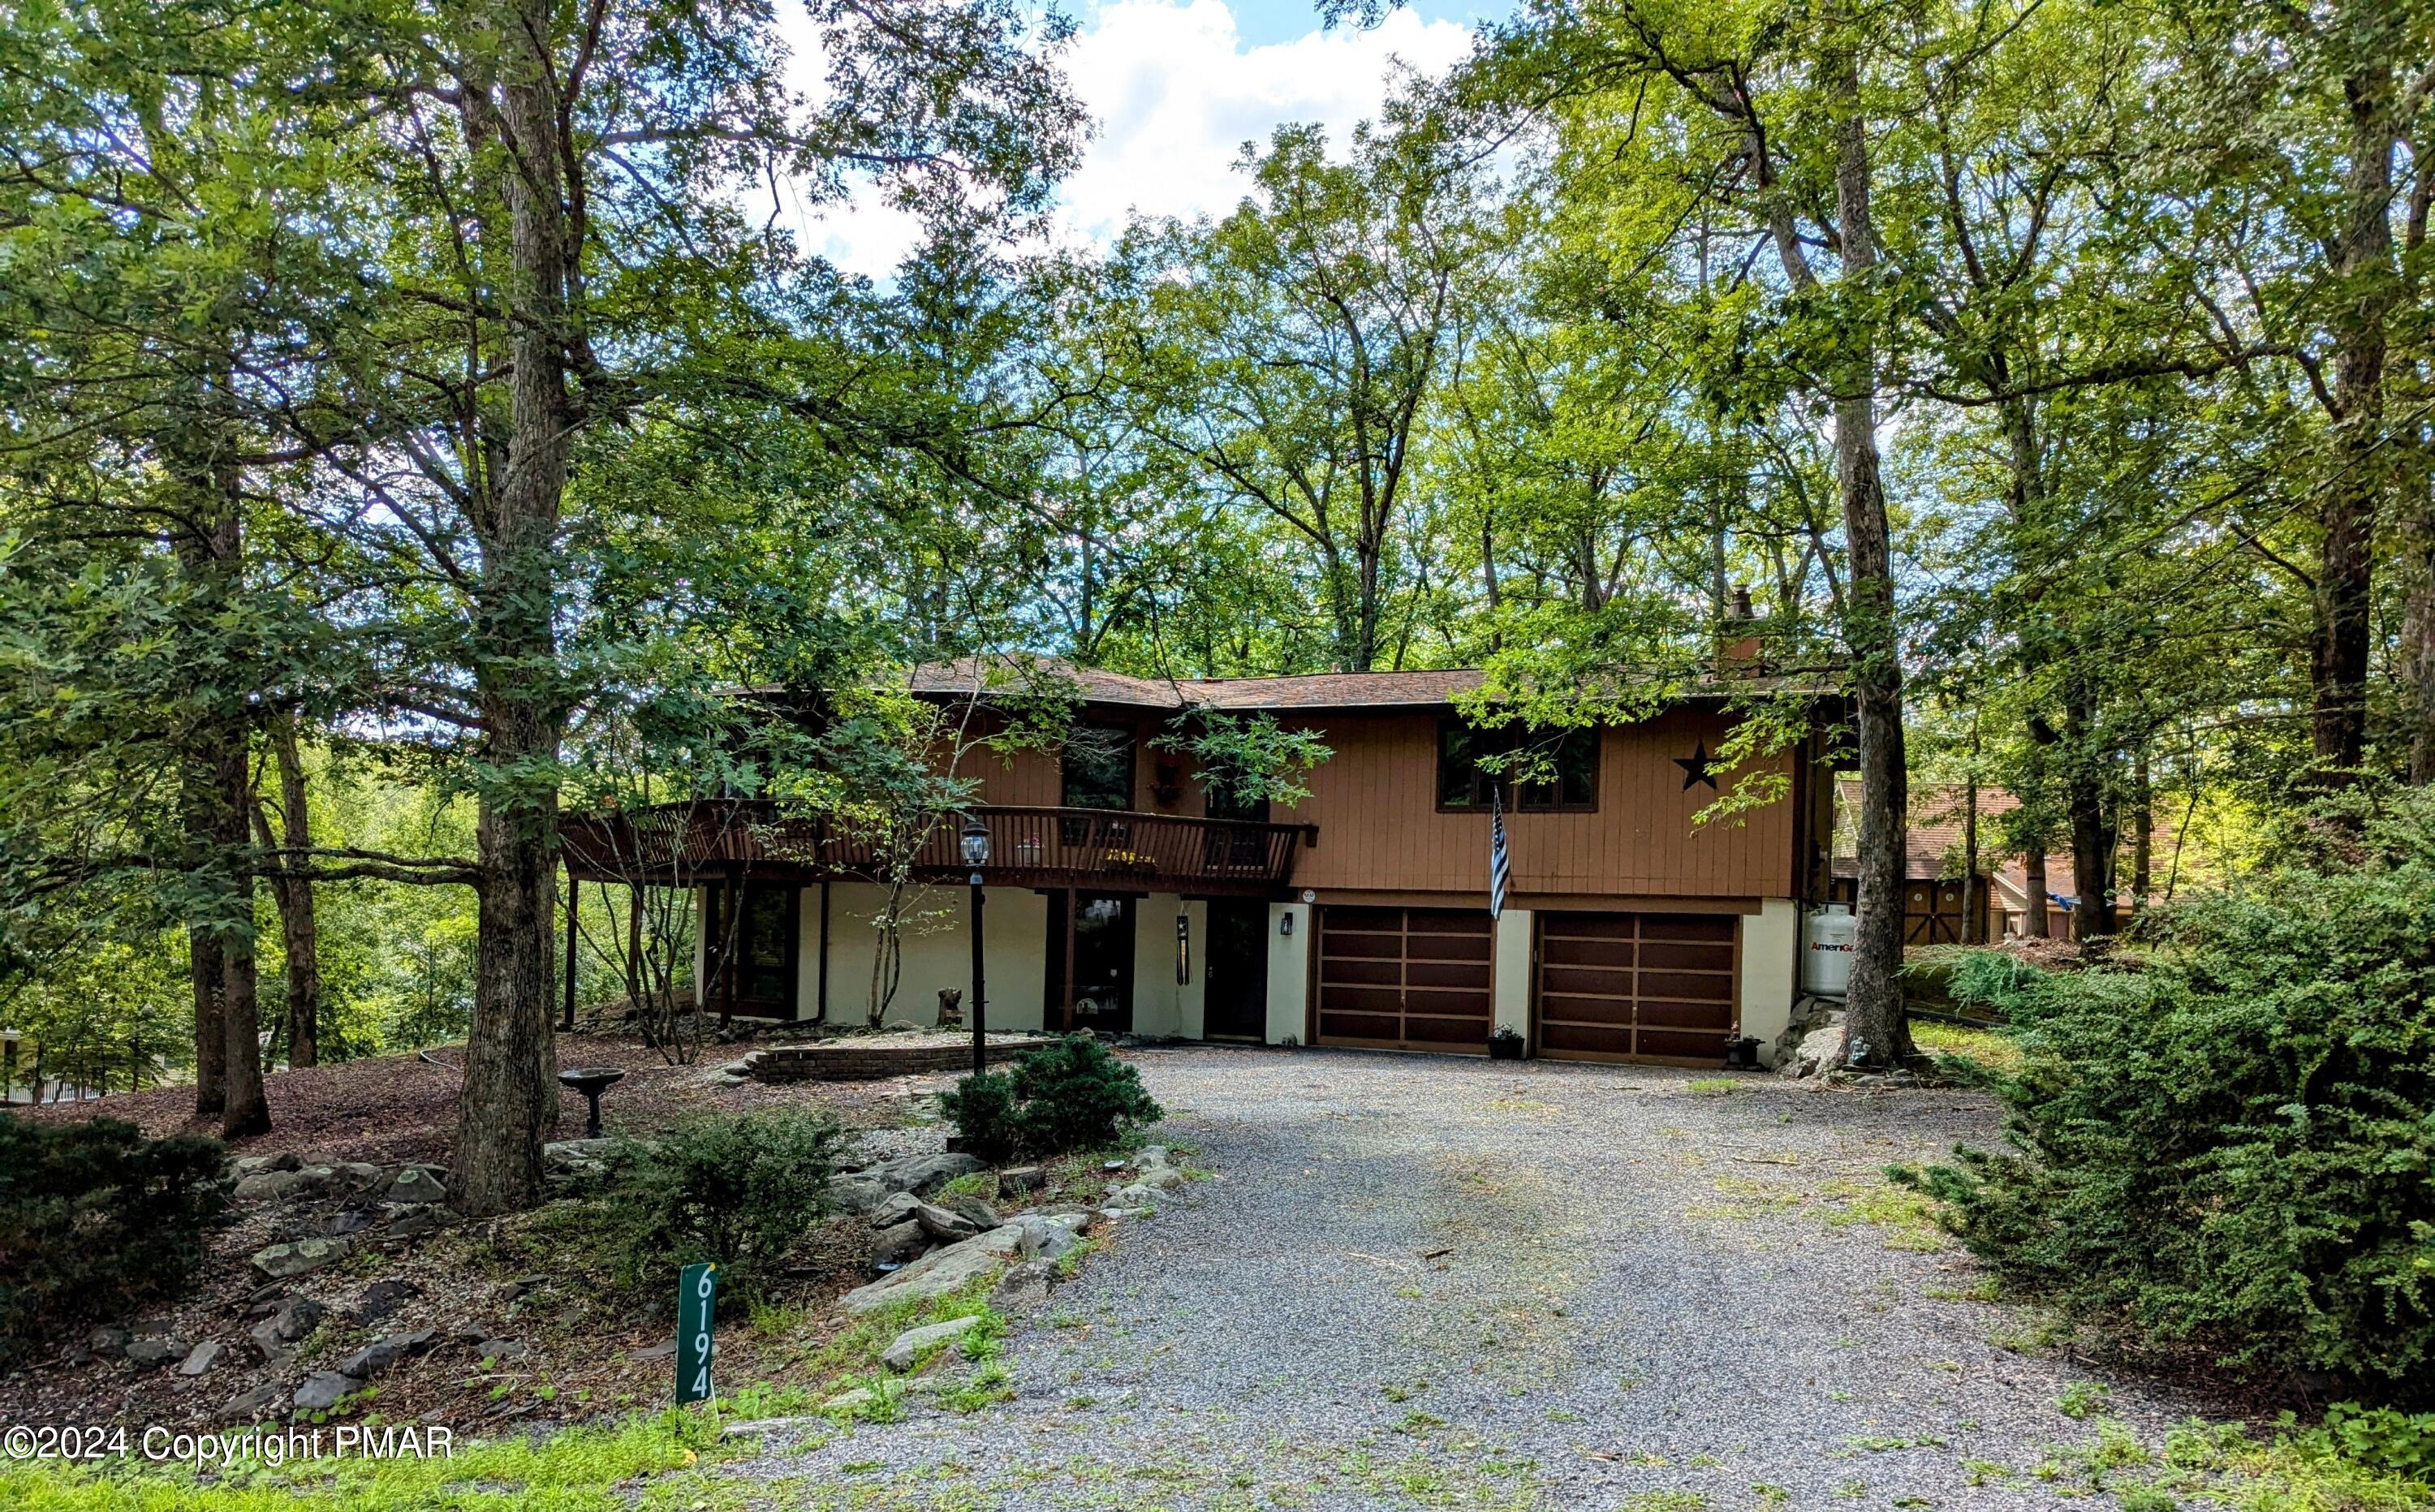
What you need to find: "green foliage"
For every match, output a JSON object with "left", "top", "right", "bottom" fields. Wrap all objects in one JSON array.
[
  {"left": 1899, "top": 793, "right": 2435, "bottom": 1390},
  {"left": 940, "top": 1035, "right": 1164, "bottom": 1160},
  {"left": 0, "top": 1115, "right": 228, "bottom": 1357},
  {"left": 602, "top": 1109, "right": 844, "bottom": 1304}
]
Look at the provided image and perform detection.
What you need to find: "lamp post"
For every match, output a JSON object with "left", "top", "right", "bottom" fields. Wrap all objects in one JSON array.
[{"left": 960, "top": 815, "right": 990, "bottom": 1077}]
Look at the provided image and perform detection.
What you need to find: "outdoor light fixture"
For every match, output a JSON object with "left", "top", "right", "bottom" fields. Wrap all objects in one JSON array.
[
  {"left": 1279, "top": 912, "right": 1295, "bottom": 937},
  {"left": 959, "top": 814, "right": 991, "bottom": 870},
  {"left": 1175, "top": 913, "right": 1191, "bottom": 984}
]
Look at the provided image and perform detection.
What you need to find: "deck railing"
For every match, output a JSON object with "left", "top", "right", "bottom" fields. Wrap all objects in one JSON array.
[{"left": 562, "top": 802, "right": 1311, "bottom": 895}]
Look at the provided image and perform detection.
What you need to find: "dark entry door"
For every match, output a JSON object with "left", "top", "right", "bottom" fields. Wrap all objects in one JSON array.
[
  {"left": 1048, "top": 891, "right": 1135, "bottom": 1034},
  {"left": 1203, "top": 899, "right": 1269, "bottom": 1040},
  {"left": 705, "top": 883, "right": 798, "bottom": 1019}
]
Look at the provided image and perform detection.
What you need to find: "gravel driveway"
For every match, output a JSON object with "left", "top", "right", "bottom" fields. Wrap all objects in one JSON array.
[{"left": 729, "top": 1045, "right": 2208, "bottom": 1510}]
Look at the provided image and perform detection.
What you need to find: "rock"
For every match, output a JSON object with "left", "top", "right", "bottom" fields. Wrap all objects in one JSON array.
[
  {"left": 234, "top": 1171, "right": 308, "bottom": 1202},
  {"left": 880, "top": 1315, "right": 982, "bottom": 1372},
  {"left": 385, "top": 1166, "right": 448, "bottom": 1204},
  {"left": 335, "top": 1162, "right": 386, "bottom": 1193},
  {"left": 1109, "top": 1183, "right": 1161, "bottom": 1208},
  {"left": 829, "top": 1151, "right": 984, "bottom": 1214},
  {"left": 86, "top": 1325, "right": 128, "bottom": 1359},
  {"left": 266, "top": 1152, "right": 304, "bottom": 1174},
  {"left": 1128, "top": 1165, "right": 1186, "bottom": 1192},
  {"left": 178, "top": 1340, "right": 227, "bottom": 1376},
  {"left": 221, "top": 1383, "right": 281, "bottom": 1419},
  {"left": 383, "top": 1204, "right": 459, "bottom": 1240},
  {"left": 998, "top": 1165, "right": 1046, "bottom": 1192},
  {"left": 250, "top": 1237, "right": 347, "bottom": 1280},
  {"left": 631, "top": 1341, "right": 677, "bottom": 1361},
  {"left": 125, "top": 1336, "right": 188, "bottom": 1370},
  {"left": 1778, "top": 1012, "right": 1848, "bottom": 1079},
  {"left": 870, "top": 1219, "right": 930, "bottom": 1268},
  {"left": 472, "top": 1338, "right": 528, "bottom": 1364},
  {"left": 497, "top": 1275, "right": 550, "bottom": 1303},
  {"left": 868, "top": 1192, "right": 924, "bottom": 1230},
  {"left": 291, "top": 1372, "right": 360, "bottom": 1413},
  {"left": 330, "top": 1208, "right": 379, "bottom": 1237},
  {"left": 1134, "top": 1144, "right": 1172, "bottom": 1169},
  {"left": 719, "top": 1415, "right": 822, "bottom": 1439},
  {"left": 334, "top": 1329, "right": 434, "bottom": 1379},
  {"left": 990, "top": 1258, "right": 1057, "bottom": 1312},
  {"left": 941, "top": 1194, "right": 1003, "bottom": 1230},
  {"left": 351, "top": 1280, "right": 419, "bottom": 1327},
  {"left": 840, "top": 1226, "right": 1026, "bottom": 1313},
  {"left": 910, "top": 1200, "right": 981, "bottom": 1242},
  {"left": 1010, "top": 1214, "right": 1082, "bottom": 1260},
  {"left": 822, "top": 1387, "right": 877, "bottom": 1413},
  {"left": 543, "top": 1138, "right": 618, "bottom": 1169},
  {"left": 1098, "top": 1206, "right": 1153, "bottom": 1221},
  {"left": 251, "top": 1296, "right": 325, "bottom": 1357},
  {"left": 233, "top": 1156, "right": 272, "bottom": 1176}
]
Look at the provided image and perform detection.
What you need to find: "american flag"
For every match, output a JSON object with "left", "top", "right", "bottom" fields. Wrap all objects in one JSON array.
[{"left": 1488, "top": 786, "right": 1511, "bottom": 920}]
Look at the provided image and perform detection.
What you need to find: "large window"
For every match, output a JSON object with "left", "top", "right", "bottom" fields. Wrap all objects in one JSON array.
[
  {"left": 1437, "top": 722, "right": 1599, "bottom": 812},
  {"left": 1060, "top": 722, "right": 1136, "bottom": 810}
]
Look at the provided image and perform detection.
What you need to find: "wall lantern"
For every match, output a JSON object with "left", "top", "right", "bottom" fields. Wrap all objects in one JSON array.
[
  {"left": 1175, "top": 913, "right": 1191, "bottom": 984},
  {"left": 959, "top": 815, "right": 991, "bottom": 872},
  {"left": 1278, "top": 912, "right": 1295, "bottom": 937}
]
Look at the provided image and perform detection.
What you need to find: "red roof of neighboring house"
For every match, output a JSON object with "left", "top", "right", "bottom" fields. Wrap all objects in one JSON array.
[{"left": 1833, "top": 779, "right": 2158, "bottom": 906}]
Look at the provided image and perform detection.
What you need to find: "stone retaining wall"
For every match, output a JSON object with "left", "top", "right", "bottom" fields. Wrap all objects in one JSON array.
[{"left": 744, "top": 1036, "right": 1053, "bottom": 1083}]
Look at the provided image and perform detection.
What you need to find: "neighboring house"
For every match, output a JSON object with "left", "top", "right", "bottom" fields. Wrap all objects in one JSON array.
[
  {"left": 1830, "top": 781, "right": 2153, "bottom": 943},
  {"left": 564, "top": 661, "right": 1843, "bottom": 1067}
]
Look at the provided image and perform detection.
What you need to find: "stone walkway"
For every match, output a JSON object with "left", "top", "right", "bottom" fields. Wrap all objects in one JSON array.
[{"left": 725, "top": 1045, "right": 2209, "bottom": 1510}]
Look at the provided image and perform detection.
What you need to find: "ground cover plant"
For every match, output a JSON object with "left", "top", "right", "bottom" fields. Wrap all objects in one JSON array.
[
  {"left": 938, "top": 1035, "right": 1163, "bottom": 1161},
  {"left": 603, "top": 1109, "right": 846, "bottom": 1303},
  {"left": 1902, "top": 789, "right": 2435, "bottom": 1394}
]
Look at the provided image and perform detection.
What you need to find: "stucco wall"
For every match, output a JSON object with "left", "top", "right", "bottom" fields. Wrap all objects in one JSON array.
[
  {"left": 1492, "top": 907, "right": 1532, "bottom": 1040},
  {"left": 1266, "top": 902, "right": 1311, "bottom": 1044},
  {"left": 816, "top": 881, "right": 1048, "bottom": 1031},
  {"left": 1128, "top": 894, "right": 1205, "bottom": 1040},
  {"left": 1739, "top": 898, "right": 1799, "bottom": 1052}
]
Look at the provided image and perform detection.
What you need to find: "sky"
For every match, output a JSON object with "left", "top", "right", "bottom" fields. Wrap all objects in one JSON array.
[{"left": 786, "top": 0, "right": 1503, "bottom": 278}]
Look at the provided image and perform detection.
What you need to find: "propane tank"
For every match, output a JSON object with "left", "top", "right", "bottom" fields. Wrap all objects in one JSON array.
[{"left": 1802, "top": 903, "right": 1857, "bottom": 999}]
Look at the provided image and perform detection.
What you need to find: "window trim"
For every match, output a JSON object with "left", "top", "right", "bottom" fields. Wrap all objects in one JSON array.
[{"left": 1435, "top": 720, "right": 1601, "bottom": 815}]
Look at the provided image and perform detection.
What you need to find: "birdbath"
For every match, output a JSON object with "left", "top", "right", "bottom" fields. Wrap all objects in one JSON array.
[{"left": 558, "top": 1066, "right": 626, "bottom": 1139}]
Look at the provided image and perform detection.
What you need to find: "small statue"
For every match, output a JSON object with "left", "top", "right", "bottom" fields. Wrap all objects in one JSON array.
[{"left": 936, "top": 987, "right": 963, "bottom": 1029}]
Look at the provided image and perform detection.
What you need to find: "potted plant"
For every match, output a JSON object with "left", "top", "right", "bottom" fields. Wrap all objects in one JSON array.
[{"left": 1488, "top": 1026, "right": 1525, "bottom": 1061}]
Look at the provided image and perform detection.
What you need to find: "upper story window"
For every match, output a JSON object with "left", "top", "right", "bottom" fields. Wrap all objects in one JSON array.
[
  {"left": 1437, "top": 722, "right": 1599, "bottom": 812},
  {"left": 1061, "top": 722, "right": 1136, "bottom": 810}
]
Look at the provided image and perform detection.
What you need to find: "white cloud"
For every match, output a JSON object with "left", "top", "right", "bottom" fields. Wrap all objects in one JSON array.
[{"left": 783, "top": 0, "right": 1476, "bottom": 278}]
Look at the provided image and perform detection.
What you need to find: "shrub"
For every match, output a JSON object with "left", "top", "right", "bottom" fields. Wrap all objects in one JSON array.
[
  {"left": 0, "top": 1114, "right": 228, "bottom": 1355},
  {"left": 1898, "top": 790, "right": 2435, "bottom": 1394},
  {"left": 604, "top": 1109, "right": 843, "bottom": 1303},
  {"left": 940, "top": 1035, "right": 1162, "bottom": 1159}
]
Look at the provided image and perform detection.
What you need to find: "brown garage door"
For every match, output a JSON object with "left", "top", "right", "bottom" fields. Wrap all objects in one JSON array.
[
  {"left": 1315, "top": 906, "right": 1493, "bottom": 1053},
  {"left": 1534, "top": 911, "right": 1738, "bottom": 1065}
]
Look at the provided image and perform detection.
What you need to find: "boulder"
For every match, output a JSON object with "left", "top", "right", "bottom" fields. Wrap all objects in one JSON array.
[
  {"left": 911, "top": 1200, "right": 981, "bottom": 1242},
  {"left": 880, "top": 1314, "right": 982, "bottom": 1372},
  {"left": 1778, "top": 1012, "right": 1848, "bottom": 1079},
  {"left": 220, "top": 1383, "right": 281, "bottom": 1419},
  {"left": 543, "top": 1138, "right": 618, "bottom": 1170},
  {"left": 822, "top": 1387, "right": 877, "bottom": 1413},
  {"left": 334, "top": 1329, "right": 434, "bottom": 1379},
  {"left": 124, "top": 1335, "right": 187, "bottom": 1370},
  {"left": 251, "top": 1296, "right": 325, "bottom": 1357},
  {"left": 990, "top": 1257, "right": 1057, "bottom": 1312},
  {"left": 234, "top": 1170, "right": 310, "bottom": 1203},
  {"left": 840, "top": 1226, "right": 1025, "bottom": 1313},
  {"left": 291, "top": 1372, "right": 360, "bottom": 1413},
  {"left": 870, "top": 1220, "right": 929, "bottom": 1268},
  {"left": 1010, "top": 1214, "right": 1083, "bottom": 1261},
  {"left": 265, "top": 1152, "right": 304, "bottom": 1174},
  {"left": 385, "top": 1166, "right": 449, "bottom": 1204},
  {"left": 250, "top": 1237, "right": 347, "bottom": 1280},
  {"left": 86, "top": 1325, "right": 128, "bottom": 1360},
  {"left": 998, "top": 1165, "right": 1046, "bottom": 1192},
  {"left": 351, "top": 1280, "right": 419, "bottom": 1327},
  {"left": 940, "top": 1194, "right": 1003, "bottom": 1230},
  {"left": 178, "top": 1340, "right": 227, "bottom": 1376},
  {"left": 382, "top": 1204, "right": 458, "bottom": 1241},
  {"left": 867, "top": 1192, "right": 924, "bottom": 1230},
  {"left": 334, "top": 1162, "right": 386, "bottom": 1193},
  {"left": 472, "top": 1338, "right": 529, "bottom": 1364}
]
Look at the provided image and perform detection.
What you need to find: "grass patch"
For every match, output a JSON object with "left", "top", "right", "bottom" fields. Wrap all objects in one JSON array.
[
  {"left": 1821, "top": 1177, "right": 1947, "bottom": 1251},
  {"left": 0, "top": 1406, "right": 737, "bottom": 1511},
  {"left": 1909, "top": 1019, "right": 2026, "bottom": 1075},
  {"left": 1683, "top": 1079, "right": 1743, "bottom": 1096}
]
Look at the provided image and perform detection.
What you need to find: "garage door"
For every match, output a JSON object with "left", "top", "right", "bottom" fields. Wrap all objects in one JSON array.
[
  {"left": 1315, "top": 906, "right": 1493, "bottom": 1053},
  {"left": 1534, "top": 911, "right": 1738, "bottom": 1065}
]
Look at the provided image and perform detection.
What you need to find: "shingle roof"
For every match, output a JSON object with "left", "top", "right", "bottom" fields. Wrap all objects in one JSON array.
[
  {"left": 1830, "top": 779, "right": 2174, "bottom": 905},
  {"left": 908, "top": 656, "right": 1826, "bottom": 713}
]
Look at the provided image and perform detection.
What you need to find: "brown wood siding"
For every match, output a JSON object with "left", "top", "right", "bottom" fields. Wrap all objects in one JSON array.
[
  {"left": 1314, "top": 906, "right": 1493, "bottom": 1053},
  {"left": 1278, "top": 706, "right": 1795, "bottom": 899},
  {"left": 1532, "top": 911, "right": 1738, "bottom": 1066}
]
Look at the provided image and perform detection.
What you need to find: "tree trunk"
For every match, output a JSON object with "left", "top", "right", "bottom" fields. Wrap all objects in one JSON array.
[
  {"left": 263, "top": 712, "right": 320, "bottom": 1067},
  {"left": 2130, "top": 749, "right": 2153, "bottom": 911},
  {"left": 1960, "top": 763, "right": 1980, "bottom": 946},
  {"left": 2024, "top": 849, "right": 2049, "bottom": 937},
  {"left": 2312, "top": 23, "right": 2398, "bottom": 774},
  {"left": 452, "top": 4, "right": 575, "bottom": 1216},
  {"left": 2406, "top": 512, "right": 2435, "bottom": 783},
  {"left": 2063, "top": 680, "right": 2116, "bottom": 942},
  {"left": 187, "top": 926, "right": 226, "bottom": 1116},
  {"left": 208, "top": 722, "right": 269, "bottom": 1137},
  {"left": 1823, "top": 31, "right": 1911, "bottom": 1070}
]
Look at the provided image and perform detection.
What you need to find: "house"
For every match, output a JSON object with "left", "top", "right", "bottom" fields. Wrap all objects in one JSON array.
[
  {"left": 562, "top": 661, "right": 1844, "bottom": 1067},
  {"left": 1829, "top": 782, "right": 2157, "bottom": 943}
]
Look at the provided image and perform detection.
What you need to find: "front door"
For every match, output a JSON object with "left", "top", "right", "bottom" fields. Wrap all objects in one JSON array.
[
  {"left": 1203, "top": 899, "right": 1269, "bottom": 1040},
  {"left": 705, "top": 882, "right": 798, "bottom": 1019},
  {"left": 1048, "top": 890, "right": 1136, "bottom": 1034}
]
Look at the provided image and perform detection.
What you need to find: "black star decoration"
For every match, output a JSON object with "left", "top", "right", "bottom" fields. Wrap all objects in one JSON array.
[{"left": 1674, "top": 741, "right": 1721, "bottom": 791}]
